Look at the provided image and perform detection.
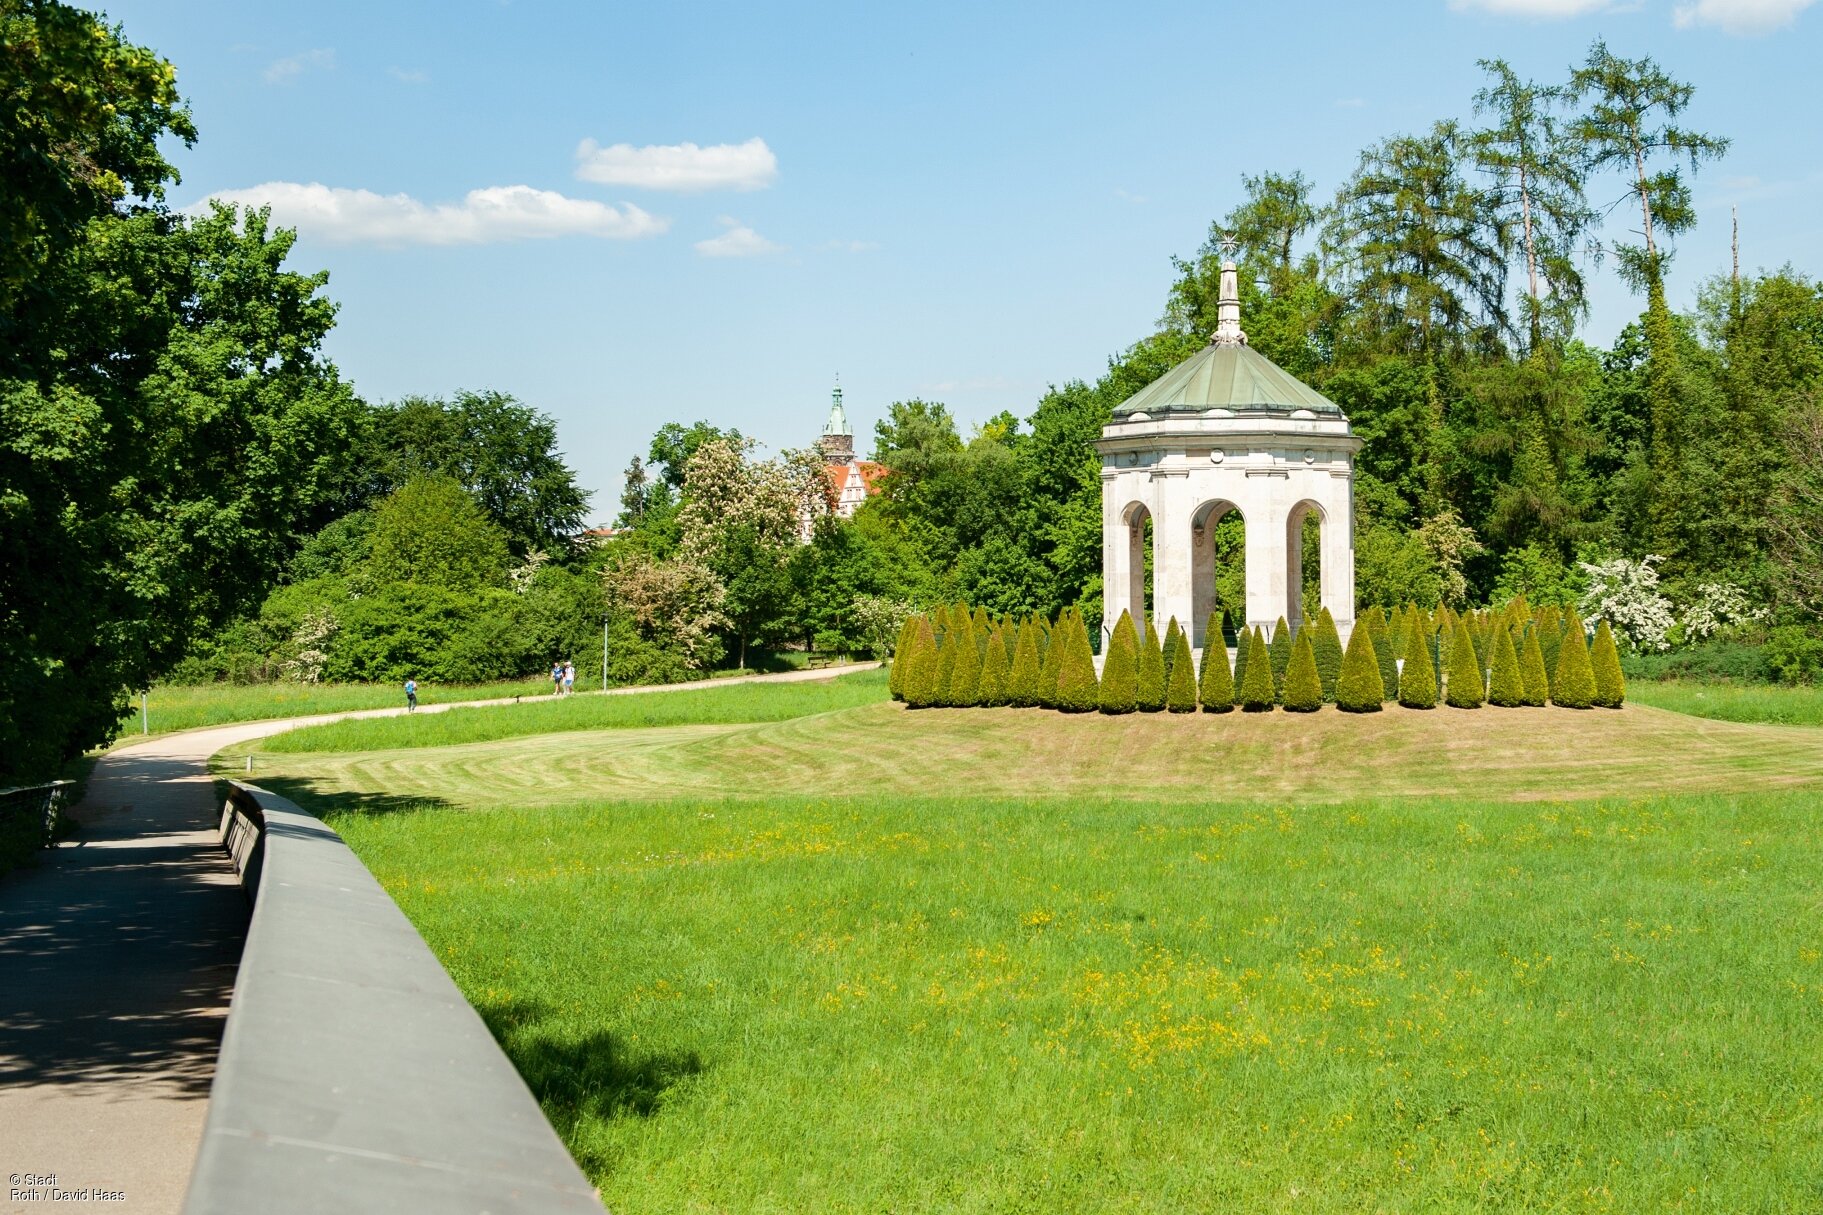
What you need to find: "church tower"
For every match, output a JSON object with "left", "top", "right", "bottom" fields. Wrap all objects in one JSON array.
[{"left": 818, "top": 377, "right": 854, "bottom": 464}]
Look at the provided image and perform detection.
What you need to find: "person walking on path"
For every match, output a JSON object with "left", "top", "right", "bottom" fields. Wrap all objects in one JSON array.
[
  {"left": 551, "top": 660, "right": 563, "bottom": 695},
  {"left": 404, "top": 677, "right": 418, "bottom": 712},
  {"left": 562, "top": 662, "right": 576, "bottom": 695}
]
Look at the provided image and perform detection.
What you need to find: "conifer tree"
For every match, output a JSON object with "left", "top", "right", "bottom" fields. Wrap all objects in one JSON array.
[
  {"left": 1008, "top": 620, "right": 1042, "bottom": 707},
  {"left": 1552, "top": 615, "right": 1597, "bottom": 708},
  {"left": 1036, "top": 613, "right": 1064, "bottom": 708},
  {"left": 889, "top": 614, "right": 917, "bottom": 700},
  {"left": 1312, "top": 608, "right": 1344, "bottom": 701},
  {"left": 1590, "top": 619, "right": 1626, "bottom": 708},
  {"left": 1137, "top": 617, "right": 1167, "bottom": 712},
  {"left": 1002, "top": 618, "right": 1018, "bottom": 664},
  {"left": 947, "top": 616, "right": 982, "bottom": 706},
  {"left": 979, "top": 624, "right": 1011, "bottom": 706},
  {"left": 902, "top": 618, "right": 939, "bottom": 708},
  {"left": 1519, "top": 625, "right": 1550, "bottom": 706},
  {"left": 1268, "top": 617, "right": 1293, "bottom": 701},
  {"left": 1231, "top": 624, "right": 1252, "bottom": 702},
  {"left": 932, "top": 624, "right": 959, "bottom": 707},
  {"left": 1282, "top": 632, "right": 1323, "bottom": 712},
  {"left": 1372, "top": 610, "right": 1400, "bottom": 702},
  {"left": 1197, "top": 614, "right": 1236, "bottom": 713},
  {"left": 1487, "top": 622, "right": 1525, "bottom": 707},
  {"left": 1098, "top": 611, "right": 1139, "bottom": 714},
  {"left": 1444, "top": 618, "right": 1485, "bottom": 708},
  {"left": 1398, "top": 616, "right": 1439, "bottom": 708},
  {"left": 1540, "top": 620, "right": 1566, "bottom": 698},
  {"left": 1239, "top": 628, "right": 1276, "bottom": 711},
  {"left": 1165, "top": 630, "right": 1197, "bottom": 712},
  {"left": 1056, "top": 610, "right": 1100, "bottom": 712},
  {"left": 1336, "top": 622, "right": 1385, "bottom": 712},
  {"left": 972, "top": 606, "right": 991, "bottom": 639},
  {"left": 1161, "top": 618, "right": 1182, "bottom": 687}
]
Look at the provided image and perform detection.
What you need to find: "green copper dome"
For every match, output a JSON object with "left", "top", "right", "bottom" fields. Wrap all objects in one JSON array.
[{"left": 1112, "top": 342, "right": 1343, "bottom": 419}]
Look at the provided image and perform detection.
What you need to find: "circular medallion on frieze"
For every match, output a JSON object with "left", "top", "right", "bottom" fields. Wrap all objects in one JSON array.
[
  {"left": 1209, "top": 449, "right": 1225, "bottom": 464},
  {"left": 1304, "top": 449, "right": 1316, "bottom": 464}
]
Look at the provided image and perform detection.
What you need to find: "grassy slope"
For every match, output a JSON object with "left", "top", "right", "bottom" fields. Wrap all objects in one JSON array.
[
  {"left": 234, "top": 696, "right": 1823, "bottom": 810},
  {"left": 264, "top": 669, "right": 888, "bottom": 753},
  {"left": 236, "top": 686, "right": 1823, "bottom": 1213}
]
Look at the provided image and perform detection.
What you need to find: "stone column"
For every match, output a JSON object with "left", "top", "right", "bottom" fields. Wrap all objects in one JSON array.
[
  {"left": 1151, "top": 465, "right": 1193, "bottom": 636},
  {"left": 1321, "top": 470, "right": 1357, "bottom": 639},
  {"left": 1100, "top": 468, "right": 1128, "bottom": 639},
  {"left": 1244, "top": 474, "right": 1288, "bottom": 634}
]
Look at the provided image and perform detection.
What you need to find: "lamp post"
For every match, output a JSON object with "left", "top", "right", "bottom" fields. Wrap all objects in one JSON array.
[{"left": 601, "top": 618, "right": 609, "bottom": 693}]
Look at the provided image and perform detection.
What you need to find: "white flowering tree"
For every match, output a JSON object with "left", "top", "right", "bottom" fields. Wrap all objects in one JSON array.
[
  {"left": 1681, "top": 582, "right": 1766, "bottom": 643},
  {"left": 1578, "top": 555, "right": 1674, "bottom": 651}
]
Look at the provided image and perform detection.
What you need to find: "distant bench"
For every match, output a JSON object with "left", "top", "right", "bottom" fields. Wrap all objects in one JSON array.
[{"left": 806, "top": 652, "right": 840, "bottom": 669}]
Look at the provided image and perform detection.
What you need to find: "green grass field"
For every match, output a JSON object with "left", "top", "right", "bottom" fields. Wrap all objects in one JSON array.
[
  {"left": 228, "top": 677, "right": 1823, "bottom": 1212},
  {"left": 1626, "top": 679, "right": 1823, "bottom": 725},
  {"left": 123, "top": 674, "right": 562, "bottom": 738}
]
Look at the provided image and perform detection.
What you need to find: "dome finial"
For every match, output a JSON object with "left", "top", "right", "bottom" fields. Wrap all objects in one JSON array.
[
  {"left": 823, "top": 374, "right": 851, "bottom": 437},
  {"left": 1210, "top": 233, "right": 1248, "bottom": 347}
]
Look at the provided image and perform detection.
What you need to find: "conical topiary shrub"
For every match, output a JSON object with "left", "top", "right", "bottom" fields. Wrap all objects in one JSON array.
[
  {"left": 979, "top": 624, "right": 1011, "bottom": 706},
  {"left": 902, "top": 617, "right": 939, "bottom": 708},
  {"left": 1312, "top": 608, "right": 1344, "bottom": 702},
  {"left": 888, "top": 614, "right": 917, "bottom": 701},
  {"left": 1198, "top": 613, "right": 1235, "bottom": 713},
  {"left": 1268, "top": 617, "right": 1292, "bottom": 701},
  {"left": 1469, "top": 613, "right": 1491, "bottom": 675},
  {"left": 1519, "top": 625, "right": 1549, "bottom": 706},
  {"left": 1098, "top": 610, "right": 1139, "bottom": 714},
  {"left": 1591, "top": 619, "right": 1626, "bottom": 708},
  {"left": 948, "top": 615, "right": 982, "bottom": 706},
  {"left": 1444, "top": 618, "right": 1484, "bottom": 708},
  {"left": 1231, "top": 624, "right": 1252, "bottom": 703},
  {"left": 1055, "top": 610, "right": 1100, "bottom": 713},
  {"left": 932, "top": 623, "right": 959, "bottom": 707},
  {"left": 1008, "top": 620, "right": 1042, "bottom": 707},
  {"left": 1371, "top": 609, "right": 1399, "bottom": 702},
  {"left": 1166, "top": 629, "right": 1197, "bottom": 712},
  {"left": 1161, "top": 617, "right": 1182, "bottom": 689},
  {"left": 1552, "top": 615, "right": 1596, "bottom": 709},
  {"left": 1137, "top": 618, "right": 1167, "bottom": 712},
  {"left": 1398, "top": 616, "right": 1438, "bottom": 709},
  {"left": 1487, "top": 623, "right": 1525, "bottom": 707},
  {"left": 1539, "top": 615, "right": 1565, "bottom": 696},
  {"left": 1336, "top": 623, "right": 1384, "bottom": 712},
  {"left": 1036, "top": 616, "right": 1064, "bottom": 708},
  {"left": 1282, "top": 632, "right": 1323, "bottom": 712},
  {"left": 1239, "top": 628, "right": 1276, "bottom": 711}
]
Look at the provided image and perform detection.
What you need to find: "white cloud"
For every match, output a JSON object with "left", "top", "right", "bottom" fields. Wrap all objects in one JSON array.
[
  {"left": 1447, "top": 0, "right": 1614, "bottom": 15},
  {"left": 200, "top": 182, "right": 668, "bottom": 245},
  {"left": 1673, "top": 0, "right": 1815, "bottom": 34},
  {"left": 575, "top": 137, "right": 777, "bottom": 192},
  {"left": 1114, "top": 188, "right": 1148, "bottom": 204},
  {"left": 822, "top": 238, "right": 880, "bottom": 252},
  {"left": 1335, "top": 97, "right": 1367, "bottom": 109},
  {"left": 389, "top": 66, "right": 430, "bottom": 84},
  {"left": 695, "top": 217, "right": 781, "bottom": 258},
  {"left": 264, "top": 48, "right": 334, "bottom": 84}
]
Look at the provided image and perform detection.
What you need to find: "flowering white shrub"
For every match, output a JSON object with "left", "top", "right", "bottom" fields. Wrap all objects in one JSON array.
[
  {"left": 1681, "top": 582, "right": 1766, "bottom": 643},
  {"left": 1578, "top": 555, "right": 1674, "bottom": 652}
]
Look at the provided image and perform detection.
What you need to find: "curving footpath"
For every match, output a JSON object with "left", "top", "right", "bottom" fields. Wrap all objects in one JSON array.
[{"left": 0, "top": 663, "right": 875, "bottom": 1215}]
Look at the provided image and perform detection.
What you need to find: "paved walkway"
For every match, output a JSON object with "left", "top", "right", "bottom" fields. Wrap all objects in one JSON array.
[{"left": 0, "top": 662, "right": 876, "bottom": 1214}]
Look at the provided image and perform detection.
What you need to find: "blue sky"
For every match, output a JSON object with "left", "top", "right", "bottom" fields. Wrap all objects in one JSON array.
[{"left": 107, "top": 0, "right": 1820, "bottom": 523}]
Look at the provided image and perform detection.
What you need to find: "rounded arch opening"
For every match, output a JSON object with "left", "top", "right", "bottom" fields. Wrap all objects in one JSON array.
[
  {"left": 1118, "top": 500, "right": 1153, "bottom": 642},
  {"left": 1190, "top": 499, "right": 1244, "bottom": 649},
  {"left": 1286, "top": 499, "right": 1327, "bottom": 628}
]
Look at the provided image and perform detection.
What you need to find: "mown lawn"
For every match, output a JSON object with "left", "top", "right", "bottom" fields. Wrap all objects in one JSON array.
[
  {"left": 123, "top": 674, "right": 561, "bottom": 738},
  {"left": 243, "top": 685, "right": 1823, "bottom": 1214}
]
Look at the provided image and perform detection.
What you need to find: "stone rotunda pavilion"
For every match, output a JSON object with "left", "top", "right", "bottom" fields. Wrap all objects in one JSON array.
[{"left": 1097, "top": 251, "right": 1362, "bottom": 649}]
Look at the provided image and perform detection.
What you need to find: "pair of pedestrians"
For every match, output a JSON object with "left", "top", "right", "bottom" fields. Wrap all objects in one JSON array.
[{"left": 550, "top": 660, "right": 577, "bottom": 695}]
